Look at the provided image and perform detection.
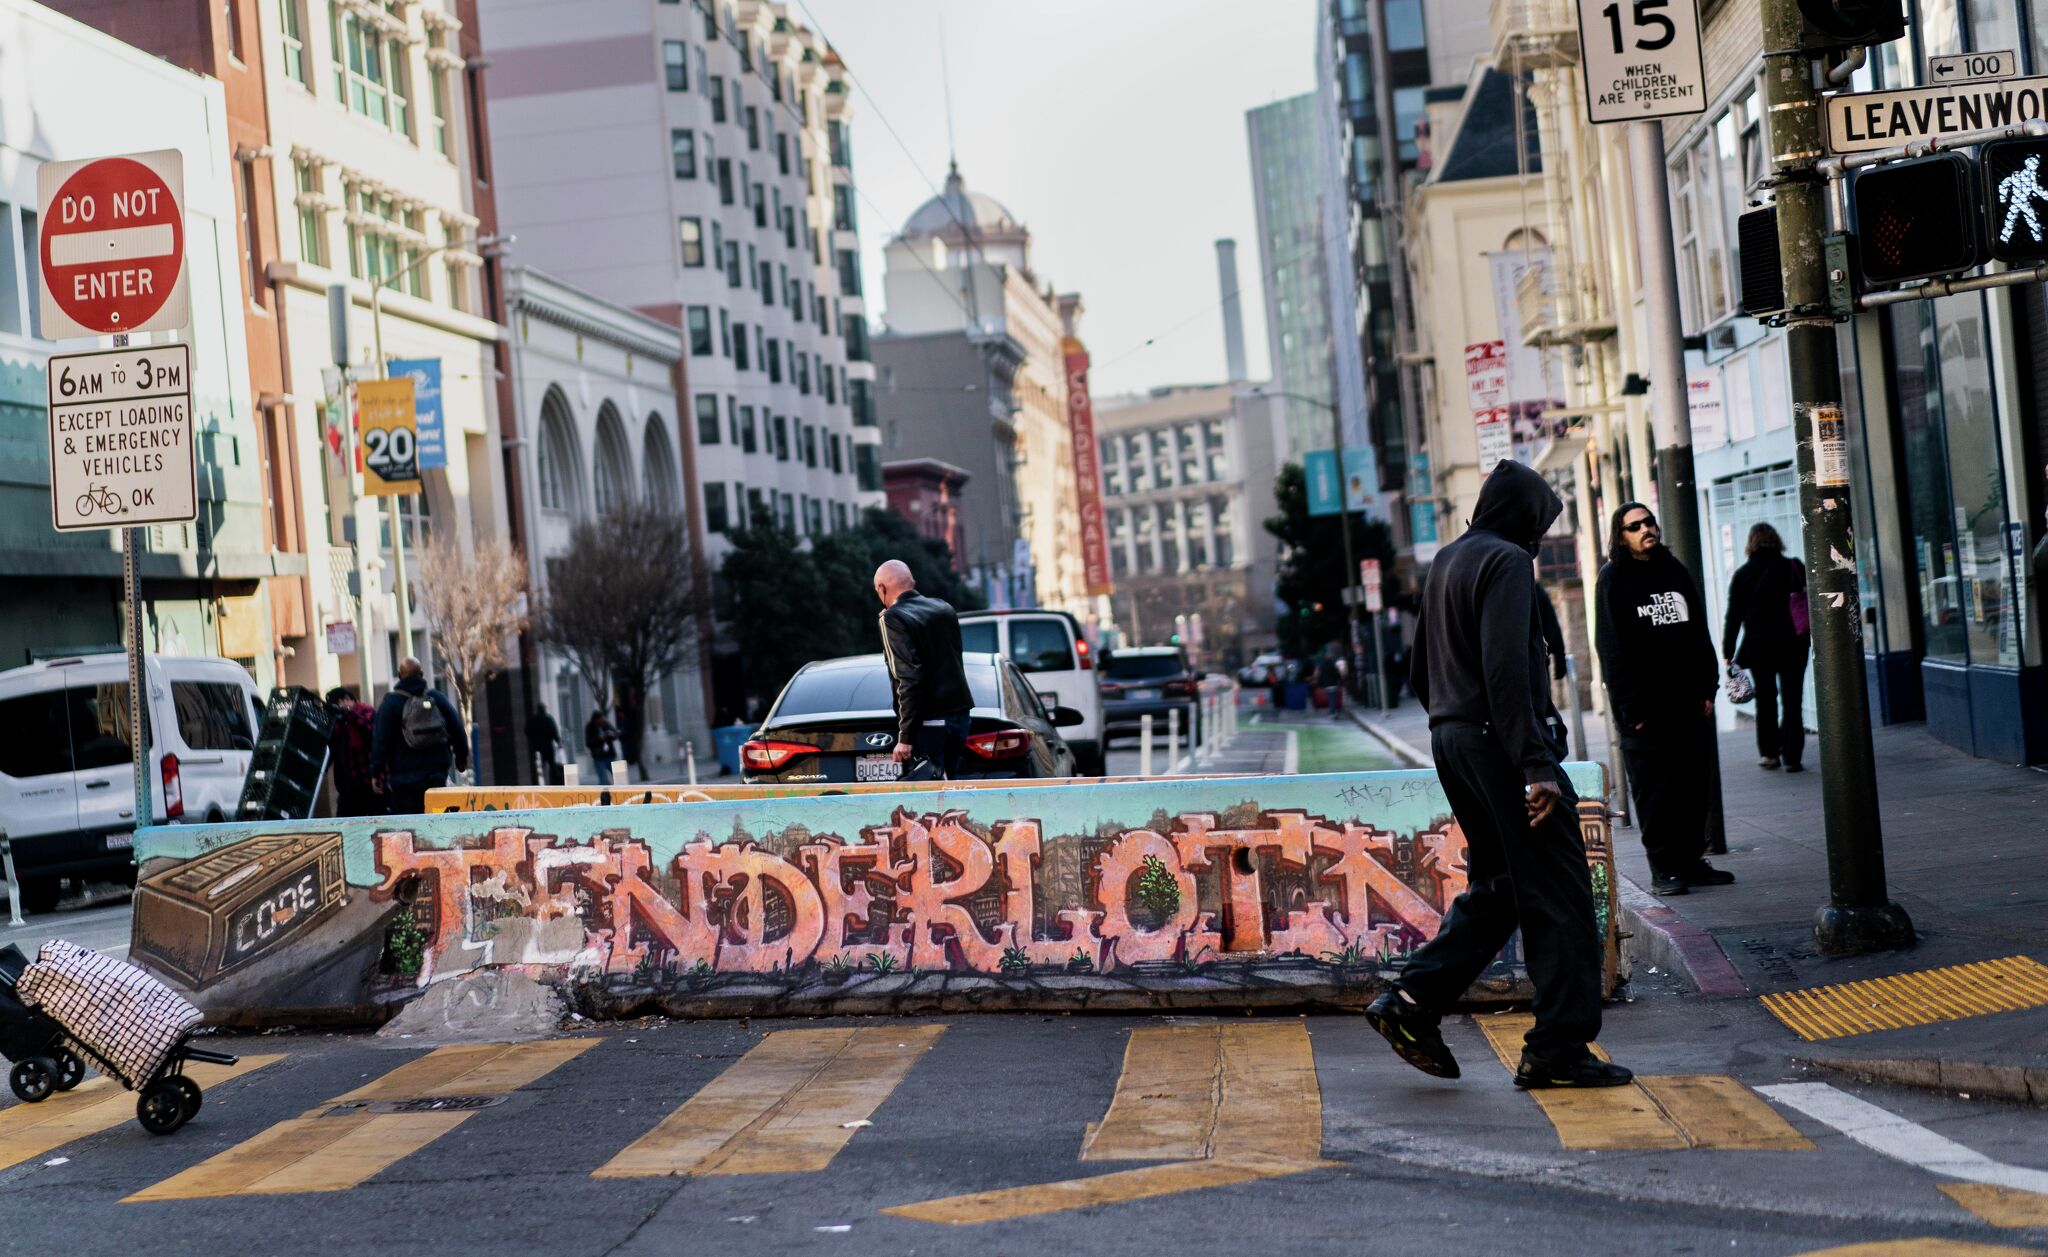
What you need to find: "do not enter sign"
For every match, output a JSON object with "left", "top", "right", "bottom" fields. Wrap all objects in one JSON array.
[{"left": 35, "top": 149, "right": 190, "bottom": 340}]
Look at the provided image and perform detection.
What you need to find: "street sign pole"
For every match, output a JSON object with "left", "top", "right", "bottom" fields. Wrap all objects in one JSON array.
[
  {"left": 371, "top": 286, "right": 414, "bottom": 669},
  {"left": 1764, "top": 0, "right": 1914, "bottom": 955}
]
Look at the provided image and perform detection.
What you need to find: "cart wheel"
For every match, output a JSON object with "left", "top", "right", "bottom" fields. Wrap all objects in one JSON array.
[
  {"left": 137, "top": 1082, "right": 189, "bottom": 1135},
  {"left": 9, "top": 1057, "right": 56, "bottom": 1104},
  {"left": 167, "top": 1076, "right": 202, "bottom": 1120},
  {"left": 53, "top": 1051, "right": 85, "bottom": 1092}
]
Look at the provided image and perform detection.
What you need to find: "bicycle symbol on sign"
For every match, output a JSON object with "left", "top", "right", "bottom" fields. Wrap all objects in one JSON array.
[{"left": 73, "top": 484, "right": 127, "bottom": 519}]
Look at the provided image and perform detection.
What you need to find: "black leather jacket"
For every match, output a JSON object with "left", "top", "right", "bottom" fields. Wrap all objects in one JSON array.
[{"left": 879, "top": 591, "right": 975, "bottom": 743}]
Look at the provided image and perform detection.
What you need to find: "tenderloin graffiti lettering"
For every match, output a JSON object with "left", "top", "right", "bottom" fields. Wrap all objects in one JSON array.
[{"left": 369, "top": 807, "right": 1472, "bottom": 983}]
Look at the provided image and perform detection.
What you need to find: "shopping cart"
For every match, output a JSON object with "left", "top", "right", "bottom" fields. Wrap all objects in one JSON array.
[{"left": 0, "top": 941, "right": 237, "bottom": 1135}]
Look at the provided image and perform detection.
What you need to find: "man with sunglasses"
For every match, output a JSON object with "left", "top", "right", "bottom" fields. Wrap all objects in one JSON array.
[{"left": 1595, "top": 502, "right": 1730, "bottom": 896}]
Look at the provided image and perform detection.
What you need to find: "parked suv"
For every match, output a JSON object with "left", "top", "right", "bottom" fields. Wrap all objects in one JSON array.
[
  {"left": 957, "top": 609, "right": 1106, "bottom": 776},
  {"left": 1099, "top": 646, "right": 1200, "bottom": 745},
  {"left": 0, "top": 653, "right": 260, "bottom": 912}
]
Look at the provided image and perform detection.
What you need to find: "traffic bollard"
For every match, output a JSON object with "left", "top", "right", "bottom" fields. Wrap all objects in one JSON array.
[
  {"left": 686, "top": 742, "right": 698, "bottom": 786},
  {"left": 0, "top": 830, "right": 23, "bottom": 925},
  {"left": 564, "top": 762, "right": 581, "bottom": 787},
  {"left": 611, "top": 759, "right": 630, "bottom": 785},
  {"left": 1167, "top": 707, "right": 1180, "bottom": 773},
  {"left": 1139, "top": 714, "right": 1154, "bottom": 777}
]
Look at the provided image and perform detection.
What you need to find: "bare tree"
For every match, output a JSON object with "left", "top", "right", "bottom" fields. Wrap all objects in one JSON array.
[
  {"left": 536, "top": 501, "right": 705, "bottom": 773},
  {"left": 417, "top": 535, "right": 530, "bottom": 737}
]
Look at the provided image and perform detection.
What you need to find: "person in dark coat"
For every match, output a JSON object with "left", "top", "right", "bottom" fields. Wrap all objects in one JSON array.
[
  {"left": 526, "top": 703, "right": 563, "bottom": 786},
  {"left": 1595, "top": 502, "right": 1730, "bottom": 896},
  {"left": 875, "top": 559, "right": 975, "bottom": 778},
  {"left": 585, "top": 709, "right": 621, "bottom": 785},
  {"left": 1362, "top": 461, "right": 1632, "bottom": 1092},
  {"left": 368, "top": 657, "right": 467, "bottom": 816},
  {"left": 323, "top": 686, "right": 379, "bottom": 817},
  {"left": 1722, "top": 522, "right": 1811, "bottom": 771}
]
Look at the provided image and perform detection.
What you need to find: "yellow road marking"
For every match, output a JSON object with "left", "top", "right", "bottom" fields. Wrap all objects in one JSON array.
[
  {"left": 1473, "top": 1015, "right": 1811, "bottom": 1151},
  {"left": 126, "top": 1039, "right": 594, "bottom": 1201},
  {"left": 892, "top": 1020, "right": 1327, "bottom": 1224},
  {"left": 1942, "top": 1182, "right": 2048, "bottom": 1229},
  {"left": 882, "top": 1157, "right": 1331, "bottom": 1225},
  {"left": 0, "top": 1055, "right": 280, "bottom": 1173},
  {"left": 594, "top": 1025, "right": 944, "bottom": 1179},
  {"left": 1760, "top": 956, "right": 2048, "bottom": 1041},
  {"left": 1790, "top": 1243, "right": 2041, "bottom": 1256}
]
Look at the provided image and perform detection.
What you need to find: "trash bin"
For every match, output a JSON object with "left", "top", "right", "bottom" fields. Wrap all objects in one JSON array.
[
  {"left": 713, "top": 724, "right": 755, "bottom": 776},
  {"left": 1284, "top": 682, "right": 1311, "bottom": 710}
]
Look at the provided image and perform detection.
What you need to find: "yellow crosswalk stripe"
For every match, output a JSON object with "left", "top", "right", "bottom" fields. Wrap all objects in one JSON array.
[
  {"left": 594, "top": 1025, "right": 944, "bottom": 1179},
  {"left": 125, "top": 1039, "right": 594, "bottom": 1201},
  {"left": 1941, "top": 1182, "right": 2048, "bottom": 1229},
  {"left": 1760, "top": 956, "right": 2048, "bottom": 1041},
  {"left": 1788, "top": 1243, "right": 2041, "bottom": 1256},
  {"left": 1472, "top": 1014, "right": 1811, "bottom": 1151},
  {"left": 888, "top": 1020, "right": 1331, "bottom": 1225},
  {"left": 0, "top": 1055, "right": 280, "bottom": 1173}
]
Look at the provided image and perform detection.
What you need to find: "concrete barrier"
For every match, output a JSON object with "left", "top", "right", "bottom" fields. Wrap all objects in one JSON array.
[
  {"left": 128, "top": 766, "right": 1617, "bottom": 1026},
  {"left": 421, "top": 775, "right": 1237, "bottom": 812}
]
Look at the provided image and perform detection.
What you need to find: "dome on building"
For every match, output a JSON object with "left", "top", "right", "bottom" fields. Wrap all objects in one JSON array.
[{"left": 901, "top": 162, "right": 1024, "bottom": 240}]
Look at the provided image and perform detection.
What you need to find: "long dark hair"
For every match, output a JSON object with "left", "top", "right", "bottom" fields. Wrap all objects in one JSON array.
[
  {"left": 1746, "top": 522, "right": 1785, "bottom": 557},
  {"left": 1607, "top": 501, "right": 1651, "bottom": 563}
]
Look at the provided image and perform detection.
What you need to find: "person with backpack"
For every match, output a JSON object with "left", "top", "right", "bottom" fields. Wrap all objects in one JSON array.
[
  {"left": 1722, "top": 522, "right": 1812, "bottom": 772},
  {"left": 323, "top": 687, "right": 379, "bottom": 817},
  {"left": 369, "top": 656, "right": 467, "bottom": 815}
]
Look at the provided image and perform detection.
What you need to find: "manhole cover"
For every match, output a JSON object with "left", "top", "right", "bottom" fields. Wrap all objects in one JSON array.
[{"left": 324, "top": 1094, "right": 508, "bottom": 1117}]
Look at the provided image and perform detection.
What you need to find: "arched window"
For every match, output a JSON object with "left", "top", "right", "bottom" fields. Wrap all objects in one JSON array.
[
  {"left": 643, "top": 414, "right": 681, "bottom": 511},
  {"left": 592, "top": 402, "right": 633, "bottom": 516},
  {"left": 536, "top": 387, "right": 584, "bottom": 515}
]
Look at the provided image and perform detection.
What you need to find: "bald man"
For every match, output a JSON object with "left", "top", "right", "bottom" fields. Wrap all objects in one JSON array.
[{"left": 875, "top": 560, "right": 975, "bottom": 778}]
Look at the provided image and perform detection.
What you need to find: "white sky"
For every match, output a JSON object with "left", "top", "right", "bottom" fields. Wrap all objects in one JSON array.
[{"left": 792, "top": 0, "right": 1318, "bottom": 397}]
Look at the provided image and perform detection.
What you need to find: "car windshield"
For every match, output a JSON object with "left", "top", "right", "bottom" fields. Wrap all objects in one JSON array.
[
  {"left": 772, "top": 658, "right": 1001, "bottom": 718},
  {"left": 1103, "top": 654, "right": 1183, "bottom": 680}
]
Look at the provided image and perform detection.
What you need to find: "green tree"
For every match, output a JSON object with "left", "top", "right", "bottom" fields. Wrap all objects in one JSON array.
[{"left": 1265, "top": 462, "right": 1395, "bottom": 664}]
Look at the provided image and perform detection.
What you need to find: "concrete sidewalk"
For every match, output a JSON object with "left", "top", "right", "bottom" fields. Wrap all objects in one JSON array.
[{"left": 1347, "top": 694, "right": 2048, "bottom": 1104}]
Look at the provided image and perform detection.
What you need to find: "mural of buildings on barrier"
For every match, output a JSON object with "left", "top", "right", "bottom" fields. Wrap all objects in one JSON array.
[
  {"left": 421, "top": 776, "right": 1235, "bottom": 812},
  {"left": 128, "top": 769, "right": 1614, "bottom": 1021}
]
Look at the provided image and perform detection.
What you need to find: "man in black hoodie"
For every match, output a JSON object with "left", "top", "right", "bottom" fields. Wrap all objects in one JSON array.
[
  {"left": 1363, "top": 461, "right": 1632, "bottom": 1091},
  {"left": 1596, "top": 502, "right": 1729, "bottom": 896}
]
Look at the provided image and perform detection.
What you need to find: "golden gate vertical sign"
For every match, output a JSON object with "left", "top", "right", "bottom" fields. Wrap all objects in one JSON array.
[{"left": 1063, "top": 337, "right": 1114, "bottom": 597}]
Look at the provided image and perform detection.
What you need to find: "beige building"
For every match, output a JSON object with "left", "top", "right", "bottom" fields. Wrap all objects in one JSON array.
[{"left": 876, "top": 166, "right": 1088, "bottom": 614}]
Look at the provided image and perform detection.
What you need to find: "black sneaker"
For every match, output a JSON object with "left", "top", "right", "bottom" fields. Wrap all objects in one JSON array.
[
  {"left": 1364, "top": 989, "right": 1460, "bottom": 1079},
  {"left": 1682, "top": 860, "right": 1735, "bottom": 887},
  {"left": 1783, "top": 761, "right": 1804, "bottom": 773},
  {"left": 1651, "top": 871, "right": 1689, "bottom": 896},
  {"left": 1514, "top": 1052, "right": 1636, "bottom": 1089}
]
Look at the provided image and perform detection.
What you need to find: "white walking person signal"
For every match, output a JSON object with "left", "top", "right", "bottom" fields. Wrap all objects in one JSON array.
[{"left": 1997, "top": 154, "right": 2048, "bottom": 243}]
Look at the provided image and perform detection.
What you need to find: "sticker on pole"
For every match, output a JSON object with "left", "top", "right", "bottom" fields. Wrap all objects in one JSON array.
[
  {"left": 35, "top": 149, "right": 190, "bottom": 340},
  {"left": 1575, "top": 0, "right": 1707, "bottom": 124},
  {"left": 47, "top": 344, "right": 196, "bottom": 531},
  {"left": 357, "top": 377, "right": 419, "bottom": 496},
  {"left": 1804, "top": 403, "right": 1850, "bottom": 488}
]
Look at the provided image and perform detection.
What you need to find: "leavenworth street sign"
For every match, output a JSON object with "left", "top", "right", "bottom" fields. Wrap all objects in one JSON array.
[
  {"left": 1575, "top": 0, "right": 1707, "bottom": 124},
  {"left": 1825, "top": 75, "right": 2048, "bottom": 154}
]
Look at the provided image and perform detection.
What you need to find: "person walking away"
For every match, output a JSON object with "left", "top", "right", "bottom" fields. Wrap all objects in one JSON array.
[
  {"left": 369, "top": 657, "right": 467, "bottom": 815},
  {"left": 874, "top": 559, "right": 975, "bottom": 779},
  {"left": 1362, "top": 460, "right": 1632, "bottom": 1091},
  {"left": 1316, "top": 641, "right": 1346, "bottom": 716},
  {"left": 323, "top": 687, "right": 378, "bottom": 817},
  {"left": 526, "top": 703, "right": 563, "bottom": 786},
  {"left": 585, "top": 709, "right": 621, "bottom": 785},
  {"left": 1595, "top": 503, "right": 1730, "bottom": 896},
  {"left": 1722, "top": 523, "right": 1811, "bottom": 772}
]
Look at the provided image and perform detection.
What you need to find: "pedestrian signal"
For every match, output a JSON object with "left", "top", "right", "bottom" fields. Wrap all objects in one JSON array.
[
  {"left": 1982, "top": 138, "right": 2048, "bottom": 264},
  {"left": 1797, "top": 0, "right": 1905, "bottom": 49},
  {"left": 1850, "top": 153, "right": 1984, "bottom": 285}
]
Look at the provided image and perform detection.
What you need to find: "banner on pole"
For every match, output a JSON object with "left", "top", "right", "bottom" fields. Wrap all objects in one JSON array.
[{"left": 357, "top": 377, "right": 419, "bottom": 496}]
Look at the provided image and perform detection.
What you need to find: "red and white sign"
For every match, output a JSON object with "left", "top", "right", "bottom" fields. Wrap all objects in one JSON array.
[
  {"left": 1360, "top": 559, "right": 1383, "bottom": 613},
  {"left": 1464, "top": 341, "right": 1510, "bottom": 413},
  {"left": 36, "top": 149, "right": 190, "bottom": 340},
  {"left": 1476, "top": 409, "right": 1514, "bottom": 470},
  {"left": 1063, "top": 336, "right": 1115, "bottom": 598}
]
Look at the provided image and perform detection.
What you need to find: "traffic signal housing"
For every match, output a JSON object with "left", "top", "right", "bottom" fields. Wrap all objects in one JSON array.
[
  {"left": 1851, "top": 153, "right": 1984, "bottom": 286},
  {"left": 1982, "top": 137, "right": 2048, "bottom": 264},
  {"left": 1798, "top": 0, "right": 1906, "bottom": 49}
]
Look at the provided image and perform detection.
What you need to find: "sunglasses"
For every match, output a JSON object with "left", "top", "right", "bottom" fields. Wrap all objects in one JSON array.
[{"left": 1623, "top": 517, "right": 1658, "bottom": 533}]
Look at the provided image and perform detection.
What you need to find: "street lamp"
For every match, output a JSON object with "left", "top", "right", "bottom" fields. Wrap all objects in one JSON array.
[{"left": 366, "top": 233, "right": 513, "bottom": 660}]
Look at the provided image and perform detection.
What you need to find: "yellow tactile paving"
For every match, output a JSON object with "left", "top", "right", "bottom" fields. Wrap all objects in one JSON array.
[
  {"left": 0, "top": 1055, "right": 281, "bottom": 1173},
  {"left": 1472, "top": 1014, "right": 1812, "bottom": 1151},
  {"left": 890, "top": 1020, "right": 1329, "bottom": 1224},
  {"left": 1760, "top": 956, "right": 2048, "bottom": 1041},
  {"left": 1941, "top": 1182, "right": 2048, "bottom": 1229},
  {"left": 126, "top": 1039, "right": 595, "bottom": 1201},
  {"left": 594, "top": 1025, "right": 944, "bottom": 1179}
]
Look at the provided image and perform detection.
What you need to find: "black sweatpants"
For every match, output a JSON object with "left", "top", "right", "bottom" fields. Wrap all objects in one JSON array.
[
  {"left": 1619, "top": 709, "right": 1713, "bottom": 876},
  {"left": 1397, "top": 721, "right": 1603, "bottom": 1061},
  {"left": 1749, "top": 654, "right": 1808, "bottom": 766}
]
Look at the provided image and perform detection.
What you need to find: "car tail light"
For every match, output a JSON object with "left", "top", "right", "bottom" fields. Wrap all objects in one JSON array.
[
  {"left": 160, "top": 753, "right": 184, "bottom": 820},
  {"left": 964, "top": 729, "right": 1032, "bottom": 760},
  {"left": 741, "top": 739, "right": 818, "bottom": 772},
  {"left": 1099, "top": 682, "right": 1124, "bottom": 697},
  {"left": 1164, "top": 679, "right": 1196, "bottom": 698},
  {"left": 1075, "top": 637, "right": 1092, "bottom": 670}
]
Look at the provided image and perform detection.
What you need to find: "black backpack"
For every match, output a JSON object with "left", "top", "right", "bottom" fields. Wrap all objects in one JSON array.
[{"left": 401, "top": 692, "right": 449, "bottom": 752}]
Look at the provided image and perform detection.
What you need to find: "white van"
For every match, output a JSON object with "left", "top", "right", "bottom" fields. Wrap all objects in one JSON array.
[
  {"left": 0, "top": 653, "right": 261, "bottom": 911},
  {"left": 957, "top": 609, "right": 1106, "bottom": 775}
]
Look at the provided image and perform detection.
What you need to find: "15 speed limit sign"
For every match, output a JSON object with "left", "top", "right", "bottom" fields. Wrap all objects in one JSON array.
[
  {"left": 356, "top": 377, "right": 419, "bottom": 496},
  {"left": 1576, "top": 0, "right": 1707, "bottom": 123}
]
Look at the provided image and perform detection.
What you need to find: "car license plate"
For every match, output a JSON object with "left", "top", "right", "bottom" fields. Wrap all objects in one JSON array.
[
  {"left": 1130, "top": 688, "right": 1160, "bottom": 701},
  {"left": 104, "top": 833, "right": 132, "bottom": 851},
  {"left": 855, "top": 755, "right": 902, "bottom": 782}
]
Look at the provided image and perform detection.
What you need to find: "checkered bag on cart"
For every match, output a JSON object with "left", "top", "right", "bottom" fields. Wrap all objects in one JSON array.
[{"left": 15, "top": 940, "right": 202, "bottom": 1090}]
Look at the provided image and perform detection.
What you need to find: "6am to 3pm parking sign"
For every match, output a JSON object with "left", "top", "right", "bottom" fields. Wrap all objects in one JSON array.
[
  {"left": 47, "top": 344, "right": 195, "bottom": 531},
  {"left": 356, "top": 377, "right": 420, "bottom": 496}
]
